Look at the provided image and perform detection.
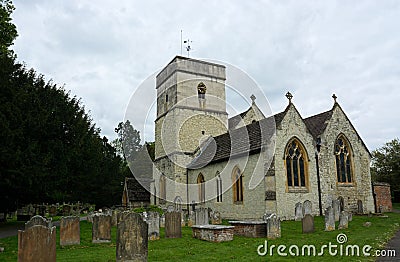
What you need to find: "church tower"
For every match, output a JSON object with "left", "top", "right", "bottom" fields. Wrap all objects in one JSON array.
[{"left": 154, "top": 56, "right": 228, "bottom": 205}]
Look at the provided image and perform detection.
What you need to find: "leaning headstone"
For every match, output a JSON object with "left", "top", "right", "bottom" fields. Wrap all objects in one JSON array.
[
  {"left": 25, "top": 215, "right": 52, "bottom": 229},
  {"left": 60, "top": 216, "right": 80, "bottom": 246},
  {"left": 195, "top": 207, "right": 209, "bottom": 225},
  {"left": 332, "top": 200, "right": 340, "bottom": 222},
  {"left": 116, "top": 212, "right": 148, "bottom": 262},
  {"left": 146, "top": 211, "right": 160, "bottom": 240},
  {"left": 92, "top": 214, "right": 111, "bottom": 243},
  {"left": 338, "top": 211, "right": 349, "bottom": 230},
  {"left": 210, "top": 210, "right": 222, "bottom": 225},
  {"left": 266, "top": 213, "right": 281, "bottom": 239},
  {"left": 18, "top": 225, "right": 56, "bottom": 262},
  {"left": 165, "top": 211, "right": 182, "bottom": 238},
  {"left": 302, "top": 214, "right": 314, "bottom": 233},
  {"left": 303, "top": 200, "right": 312, "bottom": 215},
  {"left": 324, "top": 207, "right": 335, "bottom": 231},
  {"left": 295, "top": 202, "right": 303, "bottom": 221},
  {"left": 357, "top": 200, "right": 363, "bottom": 214}
]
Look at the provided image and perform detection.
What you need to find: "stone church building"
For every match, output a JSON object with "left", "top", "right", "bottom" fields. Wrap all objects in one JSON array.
[{"left": 150, "top": 56, "right": 375, "bottom": 220}]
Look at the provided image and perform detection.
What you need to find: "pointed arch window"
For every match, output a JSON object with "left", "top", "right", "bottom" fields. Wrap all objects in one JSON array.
[
  {"left": 197, "top": 173, "right": 205, "bottom": 203},
  {"left": 197, "top": 82, "right": 206, "bottom": 99},
  {"left": 216, "top": 172, "right": 222, "bottom": 202},
  {"left": 335, "top": 135, "right": 353, "bottom": 184},
  {"left": 160, "top": 174, "right": 166, "bottom": 204},
  {"left": 232, "top": 167, "right": 243, "bottom": 204},
  {"left": 285, "top": 138, "right": 309, "bottom": 191}
]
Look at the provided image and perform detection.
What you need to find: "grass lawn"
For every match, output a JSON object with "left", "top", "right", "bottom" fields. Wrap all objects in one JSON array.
[{"left": 0, "top": 212, "right": 399, "bottom": 261}]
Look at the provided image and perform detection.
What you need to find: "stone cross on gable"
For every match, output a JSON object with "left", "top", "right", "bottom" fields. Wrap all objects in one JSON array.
[
  {"left": 250, "top": 94, "right": 256, "bottom": 104},
  {"left": 285, "top": 92, "right": 293, "bottom": 103},
  {"left": 332, "top": 94, "right": 337, "bottom": 103}
]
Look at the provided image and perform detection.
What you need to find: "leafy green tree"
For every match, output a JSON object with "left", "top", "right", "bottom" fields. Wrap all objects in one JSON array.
[
  {"left": 0, "top": 0, "right": 17, "bottom": 55},
  {"left": 115, "top": 120, "right": 141, "bottom": 163},
  {"left": 371, "top": 138, "right": 400, "bottom": 198}
]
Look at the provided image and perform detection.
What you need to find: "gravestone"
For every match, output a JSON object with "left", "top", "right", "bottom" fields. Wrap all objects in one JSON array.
[
  {"left": 18, "top": 225, "right": 56, "bottom": 262},
  {"left": 338, "top": 197, "right": 344, "bottom": 212},
  {"left": 338, "top": 211, "right": 349, "bottom": 229},
  {"left": 357, "top": 200, "right": 363, "bottom": 214},
  {"left": 116, "top": 212, "right": 148, "bottom": 262},
  {"left": 174, "top": 196, "right": 183, "bottom": 212},
  {"left": 165, "top": 211, "right": 182, "bottom": 238},
  {"left": 302, "top": 214, "right": 314, "bottom": 233},
  {"left": 49, "top": 205, "right": 57, "bottom": 217},
  {"left": 210, "top": 210, "right": 222, "bottom": 225},
  {"left": 265, "top": 213, "right": 281, "bottom": 239},
  {"left": 348, "top": 212, "right": 353, "bottom": 222},
  {"left": 295, "top": 202, "right": 303, "bottom": 221},
  {"left": 25, "top": 215, "right": 52, "bottom": 229},
  {"left": 159, "top": 214, "right": 165, "bottom": 228},
  {"left": 111, "top": 209, "right": 120, "bottom": 226},
  {"left": 187, "top": 211, "right": 195, "bottom": 227},
  {"left": 303, "top": 200, "right": 312, "bottom": 215},
  {"left": 60, "top": 216, "right": 80, "bottom": 246},
  {"left": 92, "top": 214, "right": 111, "bottom": 243},
  {"left": 167, "top": 205, "right": 175, "bottom": 213},
  {"left": 195, "top": 207, "right": 209, "bottom": 225},
  {"left": 332, "top": 200, "right": 340, "bottom": 221},
  {"left": 324, "top": 207, "right": 335, "bottom": 231},
  {"left": 146, "top": 211, "right": 160, "bottom": 240}
]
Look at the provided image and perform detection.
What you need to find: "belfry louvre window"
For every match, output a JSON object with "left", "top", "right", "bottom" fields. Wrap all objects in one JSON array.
[
  {"left": 197, "top": 82, "right": 206, "bottom": 99},
  {"left": 232, "top": 167, "right": 243, "bottom": 203},
  {"left": 285, "top": 139, "right": 308, "bottom": 189},
  {"left": 335, "top": 135, "right": 353, "bottom": 183}
]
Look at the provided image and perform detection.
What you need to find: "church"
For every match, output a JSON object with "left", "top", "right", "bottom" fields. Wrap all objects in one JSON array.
[{"left": 150, "top": 56, "right": 375, "bottom": 220}]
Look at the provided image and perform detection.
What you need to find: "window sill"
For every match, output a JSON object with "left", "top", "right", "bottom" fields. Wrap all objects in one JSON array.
[
  {"left": 337, "top": 183, "right": 355, "bottom": 187},
  {"left": 287, "top": 188, "right": 309, "bottom": 193},
  {"left": 233, "top": 201, "right": 243, "bottom": 205}
]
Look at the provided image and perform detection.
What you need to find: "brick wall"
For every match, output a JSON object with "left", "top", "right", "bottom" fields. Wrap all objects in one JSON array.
[{"left": 373, "top": 182, "right": 392, "bottom": 212}]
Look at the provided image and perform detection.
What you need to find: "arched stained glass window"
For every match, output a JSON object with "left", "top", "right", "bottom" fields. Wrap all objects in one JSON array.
[
  {"left": 285, "top": 138, "right": 308, "bottom": 189},
  {"left": 335, "top": 135, "right": 353, "bottom": 183},
  {"left": 232, "top": 167, "right": 243, "bottom": 203}
]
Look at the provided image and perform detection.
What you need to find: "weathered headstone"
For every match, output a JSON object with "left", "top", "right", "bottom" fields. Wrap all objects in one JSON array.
[
  {"left": 187, "top": 211, "right": 195, "bottom": 227},
  {"left": 266, "top": 213, "right": 281, "bottom": 239},
  {"left": 159, "top": 214, "right": 165, "bottom": 228},
  {"left": 303, "top": 200, "right": 312, "bottom": 215},
  {"left": 357, "top": 200, "right": 363, "bottom": 214},
  {"left": 60, "top": 216, "right": 80, "bottom": 246},
  {"left": 338, "top": 211, "right": 349, "bottom": 230},
  {"left": 174, "top": 196, "right": 183, "bottom": 212},
  {"left": 25, "top": 215, "right": 52, "bottom": 229},
  {"left": 348, "top": 212, "right": 353, "bottom": 222},
  {"left": 210, "top": 210, "right": 222, "bottom": 225},
  {"left": 165, "top": 211, "right": 182, "bottom": 238},
  {"left": 92, "top": 214, "right": 111, "bottom": 243},
  {"left": 295, "top": 202, "right": 303, "bottom": 221},
  {"left": 324, "top": 207, "right": 335, "bottom": 231},
  {"left": 302, "top": 214, "right": 314, "bottom": 233},
  {"left": 19, "top": 217, "right": 56, "bottom": 262},
  {"left": 332, "top": 199, "right": 340, "bottom": 222},
  {"left": 111, "top": 209, "right": 119, "bottom": 226},
  {"left": 195, "top": 207, "right": 209, "bottom": 225},
  {"left": 116, "top": 212, "right": 148, "bottom": 262},
  {"left": 146, "top": 211, "right": 160, "bottom": 240}
]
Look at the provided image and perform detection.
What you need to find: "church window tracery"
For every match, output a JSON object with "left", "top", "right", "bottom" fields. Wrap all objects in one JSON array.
[
  {"left": 232, "top": 167, "right": 243, "bottom": 203},
  {"left": 335, "top": 135, "right": 353, "bottom": 184},
  {"left": 285, "top": 138, "right": 309, "bottom": 191}
]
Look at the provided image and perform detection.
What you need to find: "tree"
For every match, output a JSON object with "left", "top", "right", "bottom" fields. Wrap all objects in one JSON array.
[
  {"left": 0, "top": 0, "right": 17, "bottom": 55},
  {"left": 371, "top": 138, "right": 400, "bottom": 199},
  {"left": 115, "top": 120, "right": 141, "bottom": 163}
]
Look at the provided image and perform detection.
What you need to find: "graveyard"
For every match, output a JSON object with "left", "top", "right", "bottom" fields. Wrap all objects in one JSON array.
[{"left": 0, "top": 208, "right": 399, "bottom": 261}]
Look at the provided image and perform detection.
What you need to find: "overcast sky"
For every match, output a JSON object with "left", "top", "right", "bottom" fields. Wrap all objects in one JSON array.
[{"left": 11, "top": 0, "right": 400, "bottom": 150}]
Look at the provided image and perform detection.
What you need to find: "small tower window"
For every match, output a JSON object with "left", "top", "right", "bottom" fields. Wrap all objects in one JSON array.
[{"left": 197, "top": 82, "right": 206, "bottom": 99}]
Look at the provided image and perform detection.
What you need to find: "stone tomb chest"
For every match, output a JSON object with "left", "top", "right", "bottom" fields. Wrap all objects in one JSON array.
[
  {"left": 191, "top": 225, "right": 234, "bottom": 242},
  {"left": 228, "top": 221, "right": 267, "bottom": 238}
]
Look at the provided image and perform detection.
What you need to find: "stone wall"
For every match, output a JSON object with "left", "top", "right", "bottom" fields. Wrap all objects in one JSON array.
[{"left": 373, "top": 182, "right": 392, "bottom": 212}]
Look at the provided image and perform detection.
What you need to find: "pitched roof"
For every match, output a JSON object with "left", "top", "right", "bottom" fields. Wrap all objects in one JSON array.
[
  {"left": 304, "top": 109, "right": 333, "bottom": 139},
  {"left": 189, "top": 113, "right": 280, "bottom": 169},
  {"left": 228, "top": 107, "right": 251, "bottom": 129}
]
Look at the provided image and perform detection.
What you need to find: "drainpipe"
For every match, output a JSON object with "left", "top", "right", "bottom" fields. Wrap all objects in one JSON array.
[{"left": 315, "top": 138, "right": 323, "bottom": 216}]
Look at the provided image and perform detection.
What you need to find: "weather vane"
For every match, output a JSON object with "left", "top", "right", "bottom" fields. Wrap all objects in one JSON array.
[{"left": 180, "top": 30, "right": 193, "bottom": 57}]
